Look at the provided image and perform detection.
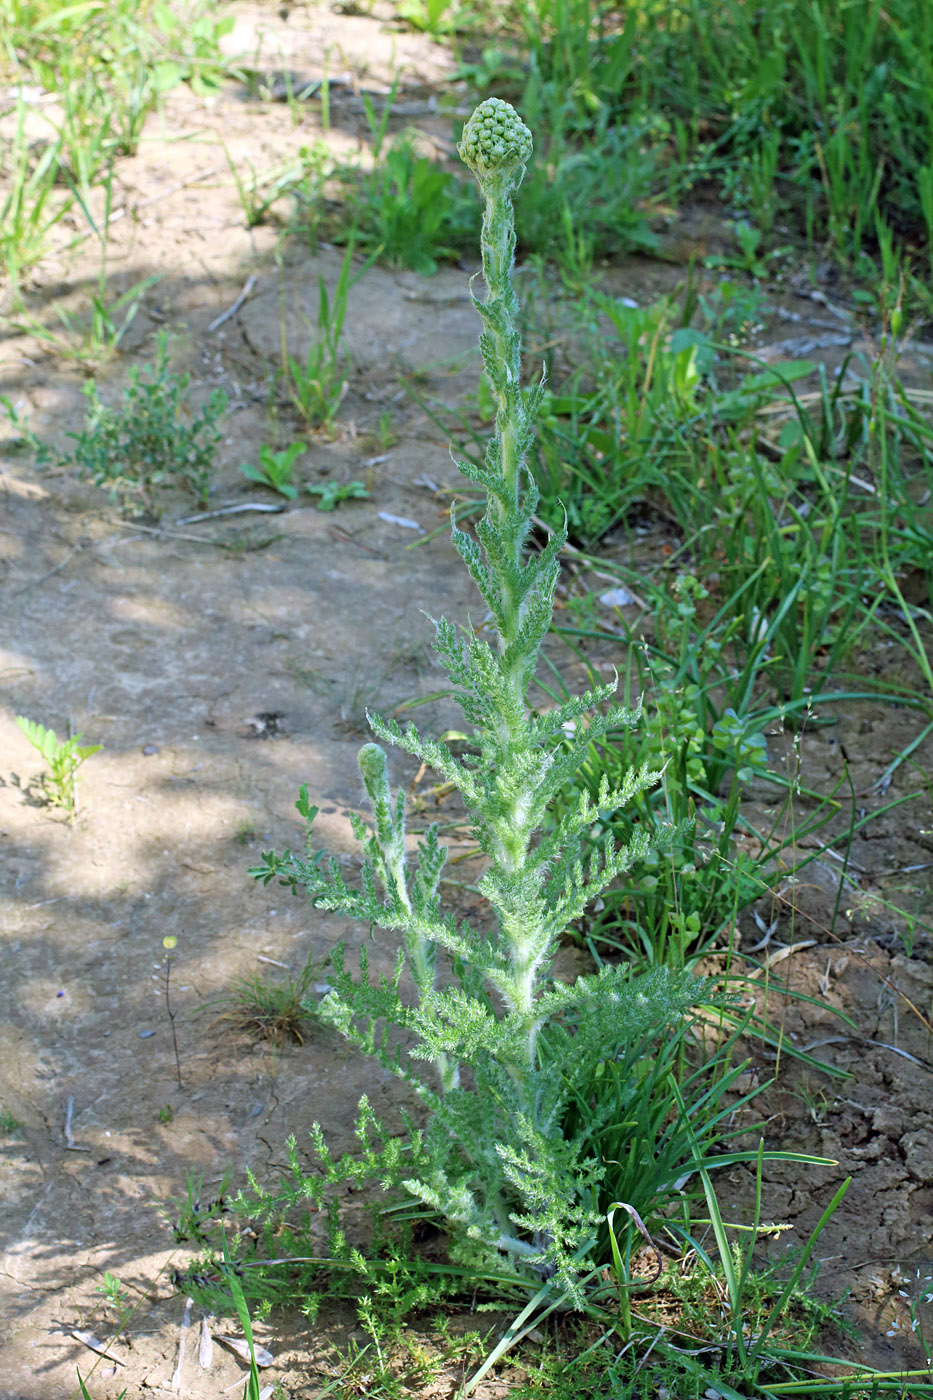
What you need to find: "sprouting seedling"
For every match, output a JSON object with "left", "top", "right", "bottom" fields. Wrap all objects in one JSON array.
[
  {"left": 250, "top": 99, "right": 700, "bottom": 1302},
  {"left": 15, "top": 716, "right": 101, "bottom": 819},
  {"left": 279, "top": 243, "right": 359, "bottom": 433},
  {"left": 96, "top": 1271, "right": 133, "bottom": 1338},
  {"left": 305, "top": 479, "right": 369, "bottom": 511},
  {"left": 240, "top": 442, "right": 305, "bottom": 499}
]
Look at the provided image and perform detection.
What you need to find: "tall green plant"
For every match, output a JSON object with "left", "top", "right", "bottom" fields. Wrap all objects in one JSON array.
[{"left": 252, "top": 100, "right": 700, "bottom": 1299}]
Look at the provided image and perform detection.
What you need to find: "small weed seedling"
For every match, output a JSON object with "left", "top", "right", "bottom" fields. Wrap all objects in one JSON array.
[
  {"left": 0, "top": 395, "right": 50, "bottom": 462},
  {"left": 705, "top": 219, "right": 792, "bottom": 279},
  {"left": 53, "top": 332, "right": 227, "bottom": 515},
  {"left": 96, "top": 1270, "right": 133, "bottom": 1339},
  {"left": 305, "top": 479, "right": 369, "bottom": 511},
  {"left": 278, "top": 244, "right": 372, "bottom": 433},
  {"left": 377, "top": 408, "right": 399, "bottom": 449},
  {"left": 241, "top": 443, "right": 305, "bottom": 499},
  {"left": 15, "top": 716, "right": 100, "bottom": 819},
  {"left": 0, "top": 1108, "right": 22, "bottom": 1135}
]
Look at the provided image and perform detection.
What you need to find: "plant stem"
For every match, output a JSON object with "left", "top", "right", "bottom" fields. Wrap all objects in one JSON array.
[
  {"left": 165, "top": 952, "right": 183, "bottom": 1091},
  {"left": 460, "top": 102, "right": 553, "bottom": 1046}
]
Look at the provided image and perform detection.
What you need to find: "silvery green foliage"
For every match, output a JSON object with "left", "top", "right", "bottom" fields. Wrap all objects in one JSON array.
[{"left": 253, "top": 100, "right": 701, "bottom": 1301}]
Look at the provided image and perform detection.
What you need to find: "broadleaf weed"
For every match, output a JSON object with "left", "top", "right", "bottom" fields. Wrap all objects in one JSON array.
[
  {"left": 44, "top": 331, "right": 227, "bottom": 515},
  {"left": 96, "top": 1270, "right": 134, "bottom": 1339},
  {"left": 241, "top": 443, "right": 305, "bottom": 499},
  {"left": 305, "top": 479, "right": 370, "bottom": 511},
  {"left": 15, "top": 715, "right": 101, "bottom": 820}
]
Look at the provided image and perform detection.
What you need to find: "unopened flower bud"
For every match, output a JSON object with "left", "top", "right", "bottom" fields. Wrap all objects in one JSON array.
[
  {"left": 358, "top": 742, "right": 388, "bottom": 791},
  {"left": 458, "top": 98, "right": 532, "bottom": 183}
]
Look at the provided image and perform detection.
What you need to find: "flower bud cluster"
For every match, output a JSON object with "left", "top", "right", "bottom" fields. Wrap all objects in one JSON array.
[{"left": 458, "top": 97, "right": 533, "bottom": 182}]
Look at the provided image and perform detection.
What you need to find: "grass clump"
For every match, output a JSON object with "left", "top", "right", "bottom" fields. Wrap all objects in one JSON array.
[
  {"left": 0, "top": 0, "right": 235, "bottom": 300},
  {"left": 508, "top": 0, "right": 933, "bottom": 266},
  {"left": 514, "top": 113, "right": 658, "bottom": 270},
  {"left": 434, "top": 0, "right": 933, "bottom": 297},
  {"left": 334, "top": 132, "right": 480, "bottom": 275},
  {"left": 276, "top": 244, "right": 367, "bottom": 433},
  {"left": 210, "top": 956, "right": 323, "bottom": 1046},
  {"left": 0, "top": 1108, "right": 22, "bottom": 1135}
]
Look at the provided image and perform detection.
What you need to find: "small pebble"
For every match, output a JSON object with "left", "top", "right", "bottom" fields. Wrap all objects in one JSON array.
[
  {"left": 139, "top": 1030, "right": 155, "bottom": 1039},
  {"left": 142, "top": 744, "right": 160, "bottom": 756}
]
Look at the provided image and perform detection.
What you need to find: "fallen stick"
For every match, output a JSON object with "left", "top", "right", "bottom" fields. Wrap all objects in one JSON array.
[
  {"left": 175, "top": 502, "right": 287, "bottom": 524},
  {"left": 69, "top": 1329, "right": 125, "bottom": 1365},
  {"left": 208, "top": 275, "right": 258, "bottom": 332}
]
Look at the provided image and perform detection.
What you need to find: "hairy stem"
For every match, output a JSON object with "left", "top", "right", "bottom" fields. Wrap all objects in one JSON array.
[{"left": 459, "top": 103, "right": 547, "bottom": 1060}]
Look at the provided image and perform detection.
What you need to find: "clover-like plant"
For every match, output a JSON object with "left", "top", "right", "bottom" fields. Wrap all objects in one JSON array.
[{"left": 252, "top": 99, "right": 701, "bottom": 1300}]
